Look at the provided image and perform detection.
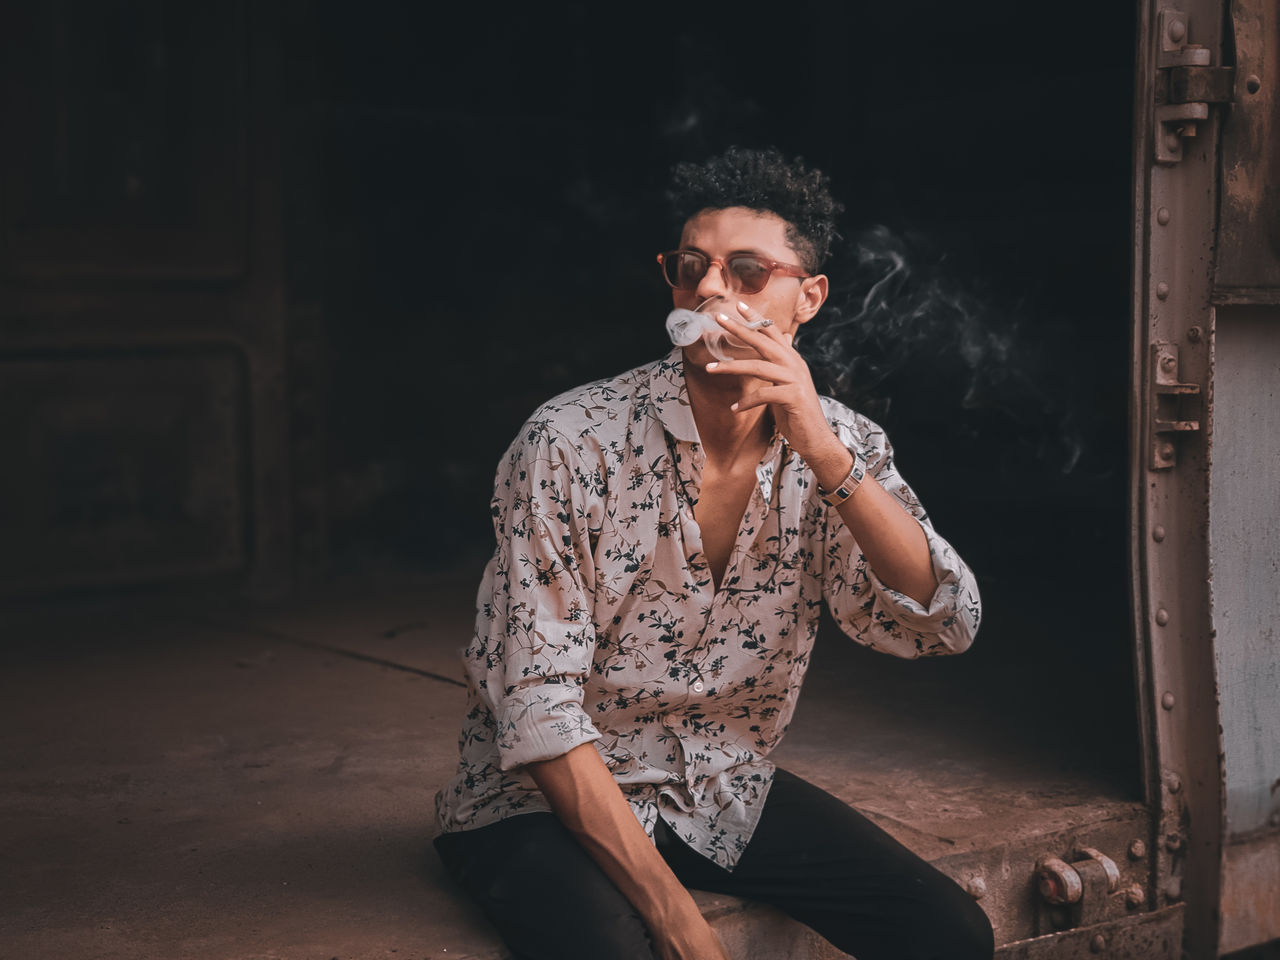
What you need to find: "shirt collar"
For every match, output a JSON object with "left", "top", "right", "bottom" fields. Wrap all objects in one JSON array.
[
  {"left": 652, "top": 347, "right": 701, "bottom": 444},
  {"left": 650, "top": 346, "right": 788, "bottom": 453}
]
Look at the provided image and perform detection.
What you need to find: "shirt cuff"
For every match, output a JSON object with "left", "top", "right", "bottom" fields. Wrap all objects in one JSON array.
[
  {"left": 495, "top": 684, "right": 603, "bottom": 771},
  {"left": 865, "top": 526, "right": 979, "bottom": 651}
]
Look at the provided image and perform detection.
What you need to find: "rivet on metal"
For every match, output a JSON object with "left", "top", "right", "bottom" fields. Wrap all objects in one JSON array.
[
  {"left": 1155, "top": 608, "right": 1170, "bottom": 626},
  {"left": 1153, "top": 525, "right": 1166, "bottom": 542},
  {"left": 1187, "top": 326, "right": 1203, "bottom": 343},
  {"left": 1164, "top": 133, "right": 1182, "bottom": 154},
  {"left": 1156, "top": 281, "right": 1170, "bottom": 300},
  {"left": 1168, "top": 19, "right": 1186, "bottom": 42},
  {"left": 1160, "top": 442, "right": 1175, "bottom": 461},
  {"left": 1166, "top": 772, "right": 1183, "bottom": 794},
  {"left": 1166, "top": 832, "right": 1184, "bottom": 851},
  {"left": 1160, "top": 355, "right": 1177, "bottom": 372},
  {"left": 1246, "top": 74, "right": 1262, "bottom": 95},
  {"left": 1129, "top": 838, "right": 1147, "bottom": 860},
  {"left": 1157, "top": 207, "right": 1171, "bottom": 226},
  {"left": 965, "top": 876, "right": 986, "bottom": 900},
  {"left": 1126, "top": 884, "right": 1147, "bottom": 909},
  {"left": 1162, "top": 691, "right": 1176, "bottom": 710},
  {"left": 1090, "top": 933, "right": 1107, "bottom": 953},
  {"left": 1164, "top": 877, "right": 1183, "bottom": 901}
]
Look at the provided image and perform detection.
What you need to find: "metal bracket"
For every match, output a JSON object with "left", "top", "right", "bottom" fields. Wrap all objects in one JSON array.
[
  {"left": 1035, "top": 848, "right": 1123, "bottom": 929},
  {"left": 1154, "top": 8, "right": 1232, "bottom": 164},
  {"left": 1149, "top": 342, "right": 1201, "bottom": 470}
]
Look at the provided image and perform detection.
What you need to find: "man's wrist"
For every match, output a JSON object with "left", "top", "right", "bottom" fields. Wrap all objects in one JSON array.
[
  {"left": 816, "top": 445, "right": 867, "bottom": 507},
  {"left": 808, "top": 433, "right": 855, "bottom": 489}
]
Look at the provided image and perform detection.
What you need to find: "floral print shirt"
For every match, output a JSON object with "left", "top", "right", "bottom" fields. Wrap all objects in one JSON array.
[{"left": 435, "top": 348, "right": 980, "bottom": 870}]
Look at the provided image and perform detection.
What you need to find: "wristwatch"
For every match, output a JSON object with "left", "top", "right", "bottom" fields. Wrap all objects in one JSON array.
[{"left": 817, "top": 447, "right": 867, "bottom": 507}]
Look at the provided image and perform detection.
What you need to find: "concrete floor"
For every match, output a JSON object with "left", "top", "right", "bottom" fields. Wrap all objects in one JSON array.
[{"left": 1, "top": 569, "right": 1139, "bottom": 959}]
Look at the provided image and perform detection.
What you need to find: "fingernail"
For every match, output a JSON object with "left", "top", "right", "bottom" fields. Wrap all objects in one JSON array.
[
  {"left": 706, "top": 361, "right": 718, "bottom": 370},
  {"left": 738, "top": 301, "right": 750, "bottom": 312},
  {"left": 730, "top": 402, "right": 740, "bottom": 411},
  {"left": 716, "top": 313, "right": 729, "bottom": 322}
]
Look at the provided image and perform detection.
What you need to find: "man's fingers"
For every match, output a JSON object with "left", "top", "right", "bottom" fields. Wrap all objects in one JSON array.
[
  {"left": 735, "top": 301, "right": 792, "bottom": 347},
  {"left": 705, "top": 358, "right": 792, "bottom": 383},
  {"left": 713, "top": 311, "right": 788, "bottom": 358},
  {"left": 732, "top": 385, "right": 791, "bottom": 413}
]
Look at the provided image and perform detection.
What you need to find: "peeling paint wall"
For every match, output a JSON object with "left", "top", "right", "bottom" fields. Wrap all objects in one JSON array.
[
  {"left": 1209, "top": 305, "right": 1280, "bottom": 953},
  {"left": 1209, "top": 306, "right": 1280, "bottom": 838}
]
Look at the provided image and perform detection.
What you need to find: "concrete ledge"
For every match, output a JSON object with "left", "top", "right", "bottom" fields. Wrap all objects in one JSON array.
[{"left": 1, "top": 573, "right": 1142, "bottom": 959}]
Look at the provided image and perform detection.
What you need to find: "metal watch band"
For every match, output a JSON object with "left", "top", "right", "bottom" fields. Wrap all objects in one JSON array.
[{"left": 817, "top": 448, "right": 867, "bottom": 507}]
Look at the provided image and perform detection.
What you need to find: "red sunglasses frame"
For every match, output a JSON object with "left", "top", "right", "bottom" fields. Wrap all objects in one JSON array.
[{"left": 656, "top": 249, "right": 811, "bottom": 295}]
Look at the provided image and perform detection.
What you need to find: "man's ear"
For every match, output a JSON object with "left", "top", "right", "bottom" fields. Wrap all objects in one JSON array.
[{"left": 794, "top": 274, "right": 829, "bottom": 325}]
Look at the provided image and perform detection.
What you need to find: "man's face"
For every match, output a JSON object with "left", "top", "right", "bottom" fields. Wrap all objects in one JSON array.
[{"left": 673, "top": 207, "right": 825, "bottom": 365}]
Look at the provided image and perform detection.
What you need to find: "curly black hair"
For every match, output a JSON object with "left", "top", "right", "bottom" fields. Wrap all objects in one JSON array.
[{"left": 668, "top": 146, "right": 844, "bottom": 272}]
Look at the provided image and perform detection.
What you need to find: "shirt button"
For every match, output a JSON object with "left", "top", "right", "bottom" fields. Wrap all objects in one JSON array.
[{"left": 692, "top": 680, "right": 704, "bottom": 693}]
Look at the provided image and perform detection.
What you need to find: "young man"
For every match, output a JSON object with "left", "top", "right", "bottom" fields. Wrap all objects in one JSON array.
[{"left": 435, "top": 147, "right": 992, "bottom": 960}]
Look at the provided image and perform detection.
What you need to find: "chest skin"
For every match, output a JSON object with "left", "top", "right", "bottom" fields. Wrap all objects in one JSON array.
[{"left": 692, "top": 458, "right": 762, "bottom": 589}]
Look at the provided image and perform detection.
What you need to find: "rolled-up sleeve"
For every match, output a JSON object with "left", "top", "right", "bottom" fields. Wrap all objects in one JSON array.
[
  {"left": 467, "top": 418, "right": 602, "bottom": 771},
  {"left": 820, "top": 412, "right": 982, "bottom": 658}
]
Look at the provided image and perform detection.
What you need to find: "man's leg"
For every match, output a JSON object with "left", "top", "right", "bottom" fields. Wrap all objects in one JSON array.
[
  {"left": 434, "top": 813, "right": 656, "bottom": 960},
  {"left": 657, "top": 769, "right": 994, "bottom": 960}
]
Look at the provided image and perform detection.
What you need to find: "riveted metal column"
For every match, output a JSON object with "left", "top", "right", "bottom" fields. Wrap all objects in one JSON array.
[{"left": 1129, "top": 3, "right": 1227, "bottom": 958}]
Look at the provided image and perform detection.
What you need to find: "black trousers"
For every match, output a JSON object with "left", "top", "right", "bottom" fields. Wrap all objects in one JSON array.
[{"left": 434, "top": 768, "right": 994, "bottom": 960}]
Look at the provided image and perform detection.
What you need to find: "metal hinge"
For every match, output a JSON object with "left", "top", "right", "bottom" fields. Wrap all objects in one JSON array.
[
  {"left": 1149, "top": 342, "right": 1201, "bottom": 470},
  {"left": 1154, "top": 8, "right": 1235, "bottom": 164}
]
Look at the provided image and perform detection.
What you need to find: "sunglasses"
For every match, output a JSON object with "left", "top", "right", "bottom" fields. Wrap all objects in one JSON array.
[{"left": 656, "top": 249, "right": 811, "bottom": 296}]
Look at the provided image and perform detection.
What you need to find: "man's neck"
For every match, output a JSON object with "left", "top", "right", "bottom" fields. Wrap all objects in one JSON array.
[{"left": 683, "top": 359, "right": 774, "bottom": 467}]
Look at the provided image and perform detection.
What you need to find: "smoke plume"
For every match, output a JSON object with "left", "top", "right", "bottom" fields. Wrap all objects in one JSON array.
[{"left": 796, "top": 226, "right": 1085, "bottom": 475}]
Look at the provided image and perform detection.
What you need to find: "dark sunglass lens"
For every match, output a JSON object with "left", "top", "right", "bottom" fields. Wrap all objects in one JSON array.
[
  {"left": 729, "top": 256, "right": 771, "bottom": 293},
  {"left": 673, "top": 252, "right": 708, "bottom": 289}
]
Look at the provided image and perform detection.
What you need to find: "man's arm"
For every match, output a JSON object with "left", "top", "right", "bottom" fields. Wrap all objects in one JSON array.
[
  {"left": 527, "top": 744, "right": 731, "bottom": 960},
  {"left": 806, "top": 442, "right": 937, "bottom": 606}
]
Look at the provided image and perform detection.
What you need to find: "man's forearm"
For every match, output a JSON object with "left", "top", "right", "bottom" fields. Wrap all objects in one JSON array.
[
  {"left": 809, "top": 441, "right": 938, "bottom": 607},
  {"left": 526, "top": 743, "right": 707, "bottom": 934}
]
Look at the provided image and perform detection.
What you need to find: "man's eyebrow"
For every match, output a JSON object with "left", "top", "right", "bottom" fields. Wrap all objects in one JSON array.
[{"left": 680, "top": 244, "right": 774, "bottom": 257}]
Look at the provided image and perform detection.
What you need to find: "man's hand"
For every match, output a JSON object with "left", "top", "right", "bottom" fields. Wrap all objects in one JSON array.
[
  {"left": 705, "top": 304, "right": 938, "bottom": 606},
  {"left": 652, "top": 910, "right": 733, "bottom": 960},
  {"left": 705, "top": 303, "right": 851, "bottom": 488}
]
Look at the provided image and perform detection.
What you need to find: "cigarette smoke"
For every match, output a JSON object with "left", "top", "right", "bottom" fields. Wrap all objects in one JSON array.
[{"left": 796, "top": 226, "right": 1085, "bottom": 474}]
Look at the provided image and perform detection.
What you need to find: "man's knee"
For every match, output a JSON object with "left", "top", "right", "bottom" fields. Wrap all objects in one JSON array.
[{"left": 910, "top": 884, "right": 994, "bottom": 960}]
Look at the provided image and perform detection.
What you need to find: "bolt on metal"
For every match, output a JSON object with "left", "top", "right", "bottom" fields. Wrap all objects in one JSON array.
[{"left": 1128, "top": 838, "right": 1147, "bottom": 860}]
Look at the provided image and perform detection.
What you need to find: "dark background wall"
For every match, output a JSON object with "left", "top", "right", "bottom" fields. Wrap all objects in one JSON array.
[
  {"left": 2, "top": 1, "right": 1135, "bottom": 673},
  {"left": 304, "top": 1, "right": 1134, "bottom": 588}
]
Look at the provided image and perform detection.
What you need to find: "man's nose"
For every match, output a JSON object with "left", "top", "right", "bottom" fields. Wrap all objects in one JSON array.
[{"left": 693, "top": 259, "right": 734, "bottom": 301}]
